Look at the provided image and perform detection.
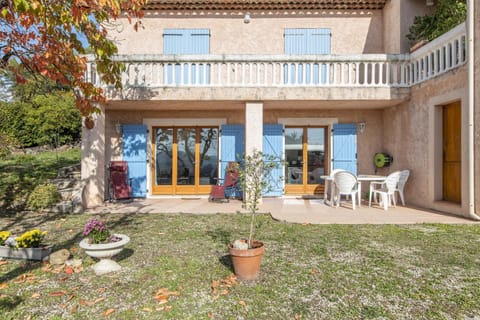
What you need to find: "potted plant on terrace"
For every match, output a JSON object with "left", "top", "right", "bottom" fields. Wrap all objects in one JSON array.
[
  {"left": 228, "top": 149, "right": 282, "bottom": 280},
  {"left": 79, "top": 218, "right": 130, "bottom": 275}
]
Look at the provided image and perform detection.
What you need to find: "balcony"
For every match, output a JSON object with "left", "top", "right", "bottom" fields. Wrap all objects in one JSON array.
[{"left": 86, "top": 23, "right": 466, "bottom": 103}]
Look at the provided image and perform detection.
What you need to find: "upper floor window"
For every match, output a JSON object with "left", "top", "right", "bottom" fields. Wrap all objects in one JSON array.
[
  {"left": 284, "top": 28, "right": 331, "bottom": 55},
  {"left": 163, "top": 29, "right": 210, "bottom": 54},
  {"left": 163, "top": 29, "right": 211, "bottom": 85},
  {"left": 284, "top": 28, "right": 331, "bottom": 84}
]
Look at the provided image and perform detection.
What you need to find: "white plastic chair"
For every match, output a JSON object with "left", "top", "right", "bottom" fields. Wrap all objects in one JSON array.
[
  {"left": 369, "top": 171, "right": 402, "bottom": 210},
  {"left": 333, "top": 171, "right": 358, "bottom": 210},
  {"left": 323, "top": 169, "right": 345, "bottom": 206},
  {"left": 395, "top": 170, "right": 410, "bottom": 206}
]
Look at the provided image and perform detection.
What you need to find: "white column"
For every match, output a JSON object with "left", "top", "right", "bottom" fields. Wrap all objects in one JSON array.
[
  {"left": 81, "top": 105, "right": 106, "bottom": 208},
  {"left": 245, "top": 102, "right": 263, "bottom": 155}
]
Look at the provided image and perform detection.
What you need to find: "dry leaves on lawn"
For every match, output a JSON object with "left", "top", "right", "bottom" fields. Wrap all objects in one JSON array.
[
  {"left": 154, "top": 288, "right": 180, "bottom": 305},
  {"left": 103, "top": 308, "right": 115, "bottom": 317},
  {"left": 211, "top": 274, "right": 238, "bottom": 300}
]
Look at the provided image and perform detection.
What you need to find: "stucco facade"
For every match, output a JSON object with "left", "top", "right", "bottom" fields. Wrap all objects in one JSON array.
[{"left": 81, "top": 0, "right": 479, "bottom": 219}]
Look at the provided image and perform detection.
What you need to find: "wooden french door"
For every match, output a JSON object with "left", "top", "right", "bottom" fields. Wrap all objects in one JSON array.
[
  {"left": 285, "top": 127, "right": 328, "bottom": 194},
  {"left": 443, "top": 101, "right": 461, "bottom": 203},
  {"left": 151, "top": 127, "right": 219, "bottom": 195}
]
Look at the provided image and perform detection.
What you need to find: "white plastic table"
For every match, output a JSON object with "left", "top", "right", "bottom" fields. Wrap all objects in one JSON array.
[{"left": 357, "top": 175, "right": 386, "bottom": 207}]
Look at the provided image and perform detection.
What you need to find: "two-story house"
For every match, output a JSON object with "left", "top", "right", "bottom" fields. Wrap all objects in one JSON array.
[{"left": 81, "top": 0, "right": 480, "bottom": 219}]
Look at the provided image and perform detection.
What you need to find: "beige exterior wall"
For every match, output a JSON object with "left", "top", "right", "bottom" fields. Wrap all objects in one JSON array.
[
  {"left": 475, "top": 1, "right": 480, "bottom": 215},
  {"left": 384, "top": 66, "right": 470, "bottom": 217},
  {"left": 113, "top": 10, "right": 384, "bottom": 55}
]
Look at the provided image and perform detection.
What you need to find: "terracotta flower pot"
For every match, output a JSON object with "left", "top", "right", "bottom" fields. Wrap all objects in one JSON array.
[{"left": 228, "top": 240, "right": 264, "bottom": 281}]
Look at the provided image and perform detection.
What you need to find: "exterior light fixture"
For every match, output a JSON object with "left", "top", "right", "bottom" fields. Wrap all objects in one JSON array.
[
  {"left": 243, "top": 13, "right": 251, "bottom": 24},
  {"left": 426, "top": 0, "right": 434, "bottom": 6},
  {"left": 357, "top": 122, "right": 366, "bottom": 133},
  {"left": 115, "top": 122, "right": 123, "bottom": 135}
]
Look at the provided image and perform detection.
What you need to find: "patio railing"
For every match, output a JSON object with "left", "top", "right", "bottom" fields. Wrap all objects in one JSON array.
[{"left": 85, "top": 23, "right": 466, "bottom": 91}]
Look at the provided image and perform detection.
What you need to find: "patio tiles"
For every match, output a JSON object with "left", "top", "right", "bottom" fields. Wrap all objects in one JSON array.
[{"left": 85, "top": 197, "right": 476, "bottom": 225}]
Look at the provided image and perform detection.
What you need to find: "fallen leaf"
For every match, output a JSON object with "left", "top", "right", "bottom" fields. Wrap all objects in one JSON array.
[
  {"left": 207, "top": 312, "right": 213, "bottom": 318},
  {"left": 103, "top": 308, "right": 115, "bottom": 317},
  {"left": 156, "top": 305, "right": 173, "bottom": 312},
  {"left": 97, "top": 287, "right": 107, "bottom": 293},
  {"left": 239, "top": 300, "right": 247, "bottom": 307},
  {"left": 0, "top": 283, "right": 8, "bottom": 290},
  {"left": 67, "top": 294, "right": 76, "bottom": 302},
  {"left": 0, "top": 261, "right": 9, "bottom": 266},
  {"left": 65, "top": 266, "right": 74, "bottom": 275},
  {"left": 294, "top": 314, "right": 302, "bottom": 319},
  {"left": 310, "top": 269, "right": 319, "bottom": 275},
  {"left": 70, "top": 305, "right": 78, "bottom": 314},
  {"left": 220, "top": 289, "right": 229, "bottom": 295},
  {"left": 49, "top": 291, "right": 67, "bottom": 297},
  {"left": 143, "top": 307, "right": 153, "bottom": 312},
  {"left": 31, "top": 292, "right": 41, "bottom": 299}
]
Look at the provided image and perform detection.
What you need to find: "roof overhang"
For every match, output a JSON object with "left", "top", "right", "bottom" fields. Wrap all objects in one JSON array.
[{"left": 143, "top": 0, "right": 388, "bottom": 11}]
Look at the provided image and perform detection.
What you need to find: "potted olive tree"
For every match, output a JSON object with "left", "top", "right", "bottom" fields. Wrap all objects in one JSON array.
[{"left": 228, "top": 149, "right": 282, "bottom": 280}]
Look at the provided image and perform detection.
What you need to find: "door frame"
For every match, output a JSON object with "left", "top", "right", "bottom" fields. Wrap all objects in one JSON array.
[
  {"left": 144, "top": 118, "right": 226, "bottom": 196},
  {"left": 284, "top": 126, "right": 330, "bottom": 195}
]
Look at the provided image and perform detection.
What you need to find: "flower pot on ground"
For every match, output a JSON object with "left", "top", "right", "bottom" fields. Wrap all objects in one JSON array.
[
  {"left": 228, "top": 240, "right": 265, "bottom": 281},
  {"left": 0, "top": 229, "right": 51, "bottom": 261},
  {"left": 79, "top": 218, "right": 130, "bottom": 275},
  {"left": 228, "top": 149, "right": 282, "bottom": 280},
  {"left": 79, "top": 234, "right": 130, "bottom": 275}
]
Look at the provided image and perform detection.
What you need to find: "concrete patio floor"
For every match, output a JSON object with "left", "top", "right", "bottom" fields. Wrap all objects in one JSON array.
[{"left": 86, "top": 197, "right": 476, "bottom": 225}]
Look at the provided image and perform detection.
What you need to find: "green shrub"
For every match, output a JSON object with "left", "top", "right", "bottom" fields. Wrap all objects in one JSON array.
[
  {"left": 406, "top": 0, "right": 466, "bottom": 44},
  {"left": 26, "top": 183, "right": 61, "bottom": 210}
]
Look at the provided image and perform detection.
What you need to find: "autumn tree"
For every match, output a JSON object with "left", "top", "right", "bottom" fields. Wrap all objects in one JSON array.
[{"left": 0, "top": 0, "right": 146, "bottom": 121}]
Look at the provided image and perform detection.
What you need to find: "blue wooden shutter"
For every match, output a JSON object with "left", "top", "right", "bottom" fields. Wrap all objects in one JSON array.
[
  {"left": 284, "top": 28, "right": 331, "bottom": 84},
  {"left": 122, "top": 124, "right": 147, "bottom": 197},
  {"left": 220, "top": 125, "right": 244, "bottom": 198},
  {"left": 332, "top": 124, "right": 357, "bottom": 175},
  {"left": 263, "top": 124, "right": 284, "bottom": 196},
  {"left": 164, "top": 29, "right": 210, "bottom": 85}
]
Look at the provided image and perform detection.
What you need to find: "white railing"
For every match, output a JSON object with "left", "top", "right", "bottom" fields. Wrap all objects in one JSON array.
[
  {"left": 85, "top": 23, "right": 466, "bottom": 91},
  {"left": 86, "top": 54, "right": 411, "bottom": 89},
  {"left": 409, "top": 23, "right": 467, "bottom": 85}
]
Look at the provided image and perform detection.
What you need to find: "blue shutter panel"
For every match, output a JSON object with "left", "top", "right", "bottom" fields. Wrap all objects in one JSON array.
[
  {"left": 332, "top": 124, "right": 357, "bottom": 175},
  {"left": 122, "top": 125, "right": 147, "bottom": 197},
  {"left": 263, "top": 124, "right": 284, "bottom": 196},
  {"left": 164, "top": 29, "right": 210, "bottom": 84},
  {"left": 220, "top": 125, "right": 244, "bottom": 198}
]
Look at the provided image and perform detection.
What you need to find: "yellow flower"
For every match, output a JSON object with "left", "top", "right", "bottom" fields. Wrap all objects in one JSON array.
[
  {"left": 0, "top": 231, "right": 11, "bottom": 246},
  {"left": 15, "top": 229, "right": 47, "bottom": 248}
]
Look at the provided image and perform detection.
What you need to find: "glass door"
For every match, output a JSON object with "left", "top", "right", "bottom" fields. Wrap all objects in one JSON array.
[
  {"left": 285, "top": 127, "right": 327, "bottom": 194},
  {"left": 152, "top": 127, "right": 219, "bottom": 195}
]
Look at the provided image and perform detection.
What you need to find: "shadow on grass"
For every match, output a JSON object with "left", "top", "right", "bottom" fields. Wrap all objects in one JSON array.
[
  {"left": 0, "top": 295, "right": 23, "bottom": 311},
  {"left": 219, "top": 254, "right": 234, "bottom": 273},
  {"left": 206, "top": 228, "right": 232, "bottom": 246}
]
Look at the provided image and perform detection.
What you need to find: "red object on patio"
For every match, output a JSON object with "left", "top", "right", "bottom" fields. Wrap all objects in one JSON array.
[
  {"left": 109, "top": 161, "right": 131, "bottom": 200},
  {"left": 209, "top": 162, "right": 242, "bottom": 202}
]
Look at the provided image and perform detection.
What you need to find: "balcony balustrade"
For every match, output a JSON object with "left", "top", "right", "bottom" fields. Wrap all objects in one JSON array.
[{"left": 85, "top": 23, "right": 466, "bottom": 98}]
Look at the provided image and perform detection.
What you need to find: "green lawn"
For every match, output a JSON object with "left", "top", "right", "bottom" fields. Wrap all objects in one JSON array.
[
  {"left": 0, "top": 148, "right": 80, "bottom": 215},
  {"left": 1, "top": 212, "right": 480, "bottom": 319}
]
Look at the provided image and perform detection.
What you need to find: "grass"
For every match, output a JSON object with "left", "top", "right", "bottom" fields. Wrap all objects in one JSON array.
[
  {"left": 0, "top": 148, "right": 80, "bottom": 215},
  {"left": 1, "top": 212, "right": 480, "bottom": 319}
]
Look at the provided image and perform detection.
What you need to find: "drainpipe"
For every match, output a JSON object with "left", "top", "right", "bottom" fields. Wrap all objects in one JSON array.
[{"left": 467, "top": 0, "right": 478, "bottom": 219}]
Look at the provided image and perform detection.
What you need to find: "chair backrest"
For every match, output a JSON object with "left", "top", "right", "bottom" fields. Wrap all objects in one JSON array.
[
  {"left": 398, "top": 169, "right": 410, "bottom": 191},
  {"left": 330, "top": 168, "right": 345, "bottom": 177},
  {"left": 224, "top": 162, "right": 240, "bottom": 187},
  {"left": 333, "top": 171, "right": 357, "bottom": 194},
  {"left": 384, "top": 171, "right": 402, "bottom": 192}
]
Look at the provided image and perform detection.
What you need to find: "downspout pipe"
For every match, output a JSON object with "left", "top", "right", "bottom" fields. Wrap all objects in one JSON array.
[{"left": 467, "top": 0, "right": 477, "bottom": 219}]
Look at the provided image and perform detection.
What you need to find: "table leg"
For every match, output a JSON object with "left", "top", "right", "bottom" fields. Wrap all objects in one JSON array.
[{"left": 357, "top": 182, "right": 362, "bottom": 208}]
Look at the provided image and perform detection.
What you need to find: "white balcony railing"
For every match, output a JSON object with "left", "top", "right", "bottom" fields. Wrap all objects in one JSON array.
[
  {"left": 85, "top": 23, "right": 466, "bottom": 92},
  {"left": 409, "top": 23, "right": 467, "bottom": 85}
]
